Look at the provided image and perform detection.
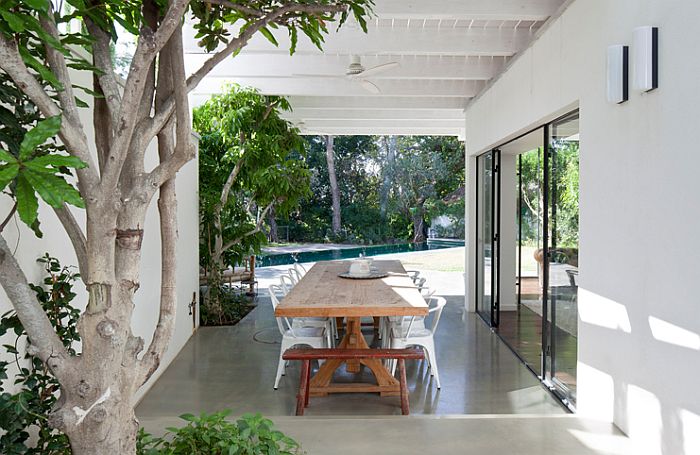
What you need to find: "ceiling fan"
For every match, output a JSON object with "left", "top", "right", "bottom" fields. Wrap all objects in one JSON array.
[{"left": 293, "top": 55, "right": 400, "bottom": 94}]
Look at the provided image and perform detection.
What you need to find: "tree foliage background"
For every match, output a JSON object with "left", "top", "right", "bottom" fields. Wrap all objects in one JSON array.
[{"left": 285, "top": 134, "right": 465, "bottom": 244}]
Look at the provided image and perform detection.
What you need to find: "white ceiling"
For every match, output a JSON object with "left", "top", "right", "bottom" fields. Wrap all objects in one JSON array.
[{"left": 184, "top": 0, "right": 568, "bottom": 138}]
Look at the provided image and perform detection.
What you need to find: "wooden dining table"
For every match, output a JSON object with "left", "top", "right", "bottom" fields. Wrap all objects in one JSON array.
[{"left": 274, "top": 260, "right": 428, "bottom": 397}]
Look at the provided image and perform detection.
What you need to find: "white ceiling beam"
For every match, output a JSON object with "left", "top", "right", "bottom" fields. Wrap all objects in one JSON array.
[
  {"left": 300, "top": 119, "right": 465, "bottom": 129},
  {"left": 193, "top": 77, "right": 483, "bottom": 98},
  {"left": 371, "top": 0, "right": 564, "bottom": 21},
  {"left": 285, "top": 96, "right": 468, "bottom": 111},
  {"left": 184, "top": 24, "right": 534, "bottom": 57},
  {"left": 185, "top": 54, "right": 508, "bottom": 81},
  {"left": 300, "top": 127, "right": 462, "bottom": 136},
  {"left": 282, "top": 109, "right": 465, "bottom": 121}
]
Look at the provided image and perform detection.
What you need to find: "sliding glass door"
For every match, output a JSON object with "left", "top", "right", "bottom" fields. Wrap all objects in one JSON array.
[
  {"left": 476, "top": 149, "right": 500, "bottom": 326},
  {"left": 543, "top": 112, "right": 580, "bottom": 406},
  {"left": 476, "top": 111, "right": 580, "bottom": 409}
]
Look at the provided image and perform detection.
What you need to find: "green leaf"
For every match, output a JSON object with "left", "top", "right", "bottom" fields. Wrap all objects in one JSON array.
[
  {"left": 19, "top": 116, "right": 62, "bottom": 160},
  {"left": 18, "top": 47, "right": 62, "bottom": 90},
  {"left": 20, "top": 169, "right": 84, "bottom": 209},
  {"left": 23, "top": 0, "right": 51, "bottom": 13},
  {"left": 0, "top": 11, "right": 26, "bottom": 33},
  {"left": 0, "top": 163, "right": 19, "bottom": 191},
  {"left": 288, "top": 27, "right": 298, "bottom": 55},
  {"left": 0, "top": 149, "right": 17, "bottom": 164},
  {"left": 25, "top": 154, "right": 87, "bottom": 171},
  {"left": 15, "top": 174, "right": 38, "bottom": 227},
  {"left": 179, "top": 413, "right": 196, "bottom": 422},
  {"left": 259, "top": 27, "right": 279, "bottom": 47}
]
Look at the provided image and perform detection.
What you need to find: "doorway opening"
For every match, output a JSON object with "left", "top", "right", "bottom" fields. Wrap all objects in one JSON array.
[{"left": 475, "top": 110, "right": 580, "bottom": 409}]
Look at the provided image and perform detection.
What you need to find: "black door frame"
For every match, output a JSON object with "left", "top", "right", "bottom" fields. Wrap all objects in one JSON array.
[{"left": 475, "top": 149, "right": 501, "bottom": 327}]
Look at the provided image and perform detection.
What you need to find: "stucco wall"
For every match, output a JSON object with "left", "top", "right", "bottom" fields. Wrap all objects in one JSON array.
[{"left": 464, "top": 1, "right": 700, "bottom": 453}]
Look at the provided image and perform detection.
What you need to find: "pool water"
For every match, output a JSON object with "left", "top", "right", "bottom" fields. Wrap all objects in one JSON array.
[{"left": 257, "top": 240, "right": 464, "bottom": 268}]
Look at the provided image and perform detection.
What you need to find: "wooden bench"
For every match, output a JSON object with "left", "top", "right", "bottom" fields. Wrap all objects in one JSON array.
[{"left": 282, "top": 348, "right": 425, "bottom": 416}]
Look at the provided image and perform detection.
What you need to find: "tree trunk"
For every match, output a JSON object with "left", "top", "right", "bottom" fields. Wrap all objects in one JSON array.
[
  {"left": 379, "top": 136, "right": 396, "bottom": 220},
  {"left": 268, "top": 206, "right": 279, "bottom": 243},
  {"left": 412, "top": 205, "right": 427, "bottom": 243},
  {"left": 326, "top": 135, "right": 342, "bottom": 235}
]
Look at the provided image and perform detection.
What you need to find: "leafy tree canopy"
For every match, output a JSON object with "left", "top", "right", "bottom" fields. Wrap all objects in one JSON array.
[{"left": 195, "top": 84, "right": 310, "bottom": 268}]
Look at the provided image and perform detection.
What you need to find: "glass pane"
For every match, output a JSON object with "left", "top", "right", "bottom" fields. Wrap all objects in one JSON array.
[
  {"left": 477, "top": 152, "right": 494, "bottom": 325},
  {"left": 546, "top": 112, "right": 580, "bottom": 404},
  {"left": 495, "top": 127, "right": 544, "bottom": 375}
]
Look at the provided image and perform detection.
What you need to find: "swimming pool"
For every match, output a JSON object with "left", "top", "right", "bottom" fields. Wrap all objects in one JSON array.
[{"left": 257, "top": 240, "right": 464, "bottom": 268}]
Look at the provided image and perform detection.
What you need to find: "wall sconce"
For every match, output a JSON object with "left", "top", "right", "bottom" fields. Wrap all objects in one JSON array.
[
  {"left": 607, "top": 45, "right": 629, "bottom": 104},
  {"left": 633, "top": 26, "right": 659, "bottom": 91}
]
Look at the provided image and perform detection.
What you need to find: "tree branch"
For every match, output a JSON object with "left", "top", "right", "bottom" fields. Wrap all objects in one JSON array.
[
  {"left": 139, "top": 23, "right": 191, "bottom": 384},
  {"left": 53, "top": 205, "right": 88, "bottom": 277},
  {"left": 186, "top": 2, "right": 347, "bottom": 93},
  {"left": 221, "top": 200, "right": 277, "bottom": 253},
  {"left": 39, "top": 6, "right": 84, "bottom": 136},
  {"left": 0, "top": 203, "right": 17, "bottom": 233},
  {"left": 100, "top": 0, "right": 191, "bottom": 193},
  {"left": 203, "top": 0, "right": 264, "bottom": 16},
  {"left": 0, "top": 234, "right": 74, "bottom": 383},
  {"left": 84, "top": 18, "right": 122, "bottom": 130},
  {"left": 0, "top": 35, "right": 99, "bottom": 192}
]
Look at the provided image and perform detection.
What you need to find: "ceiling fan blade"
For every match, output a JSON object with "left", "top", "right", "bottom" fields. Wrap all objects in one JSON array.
[
  {"left": 359, "top": 79, "right": 381, "bottom": 95},
  {"left": 291, "top": 74, "right": 345, "bottom": 79},
  {"left": 352, "top": 61, "right": 400, "bottom": 79}
]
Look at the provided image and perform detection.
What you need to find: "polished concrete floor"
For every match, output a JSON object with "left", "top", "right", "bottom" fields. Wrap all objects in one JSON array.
[
  {"left": 136, "top": 295, "right": 566, "bottom": 419},
  {"left": 136, "top": 259, "right": 634, "bottom": 454},
  {"left": 137, "top": 415, "right": 634, "bottom": 455}
]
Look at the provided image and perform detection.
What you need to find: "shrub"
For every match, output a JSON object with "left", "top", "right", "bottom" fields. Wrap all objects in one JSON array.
[
  {"left": 0, "top": 254, "right": 80, "bottom": 454},
  {"left": 137, "top": 410, "right": 303, "bottom": 455}
]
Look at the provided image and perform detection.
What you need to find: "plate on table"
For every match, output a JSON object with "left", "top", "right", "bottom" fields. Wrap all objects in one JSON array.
[{"left": 338, "top": 271, "right": 388, "bottom": 280}]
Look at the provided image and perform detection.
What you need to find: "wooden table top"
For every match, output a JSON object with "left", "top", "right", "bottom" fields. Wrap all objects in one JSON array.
[{"left": 274, "top": 260, "right": 429, "bottom": 318}]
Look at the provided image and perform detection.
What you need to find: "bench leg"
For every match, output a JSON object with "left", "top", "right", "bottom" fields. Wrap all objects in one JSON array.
[
  {"left": 398, "top": 359, "right": 409, "bottom": 415},
  {"left": 304, "top": 360, "right": 311, "bottom": 407},
  {"left": 296, "top": 360, "right": 310, "bottom": 416}
]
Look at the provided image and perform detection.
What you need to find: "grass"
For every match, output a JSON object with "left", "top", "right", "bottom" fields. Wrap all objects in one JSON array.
[{"left": 385, "top": 247, "right": 465, "bottom": 272}]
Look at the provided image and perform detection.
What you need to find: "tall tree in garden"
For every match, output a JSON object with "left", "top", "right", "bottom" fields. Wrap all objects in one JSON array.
[
  {"left": 195, "top": 85, "right": 309, "bottom": 294},
  {"left": 394, "top": 136, "right": 464, "bottom": 243},
  {"left": 0, "top": 1, "right": 373, "bottom": 453},
  {"left": 325, "top": 135, "right": 342, "bottom": 234},
  {"left": 379, "top": 135, "right": 396, "bottom": 219}
]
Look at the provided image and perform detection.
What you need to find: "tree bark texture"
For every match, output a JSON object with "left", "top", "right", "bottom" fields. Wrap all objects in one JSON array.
[
  {"left": 268, "top": 206, "right": 279, "bottom": 243},
  {"left": 326, "top": 135, "right": 342, "bottom": 235},
  {"left": 412, "top": 203, "right": 427, "bottom": 243},
  {"left": 379, "top": 135, "right": 396, "bottom": 220}
]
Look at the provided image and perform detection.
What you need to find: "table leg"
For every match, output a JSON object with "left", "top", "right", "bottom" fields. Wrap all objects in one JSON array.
[
  {"left": 345, "top": 317, "right": 362, "bottom": 373},
  {"left": 308, "top": 316, "right": 401, "bottom": 397}
]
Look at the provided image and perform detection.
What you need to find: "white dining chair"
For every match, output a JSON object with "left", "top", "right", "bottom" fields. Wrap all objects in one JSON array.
[
  {"left": 279, "top": 274, "right": 294, "bottom": 294},
  {"left": 279, "top": 273, "right": 338, "bottom": 340},
  {"left": 389, "top": 296, "right": 447, "bottom": 389},
  {"left": 270, "top": 284, "right": 333, "bottom": 344},
  {"left": 405, "top": 270, "right": 421, "bottom": 283},
  {"left": 288, "top": 267, "right": 303, "bottom": 285},
  {"left": 269, "top": 285, "right": 330, "bottom": 389}
]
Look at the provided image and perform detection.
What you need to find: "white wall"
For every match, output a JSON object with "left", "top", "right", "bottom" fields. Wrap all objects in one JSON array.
[
  {"left": 499, "top": 153, "right": 518, "bottom": 311},
  {"left": 464, "top": 1, "right": 700, "bottom": 453},
  {"left": 0, "top": 70, "right": 199, "bottom": 404}
]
